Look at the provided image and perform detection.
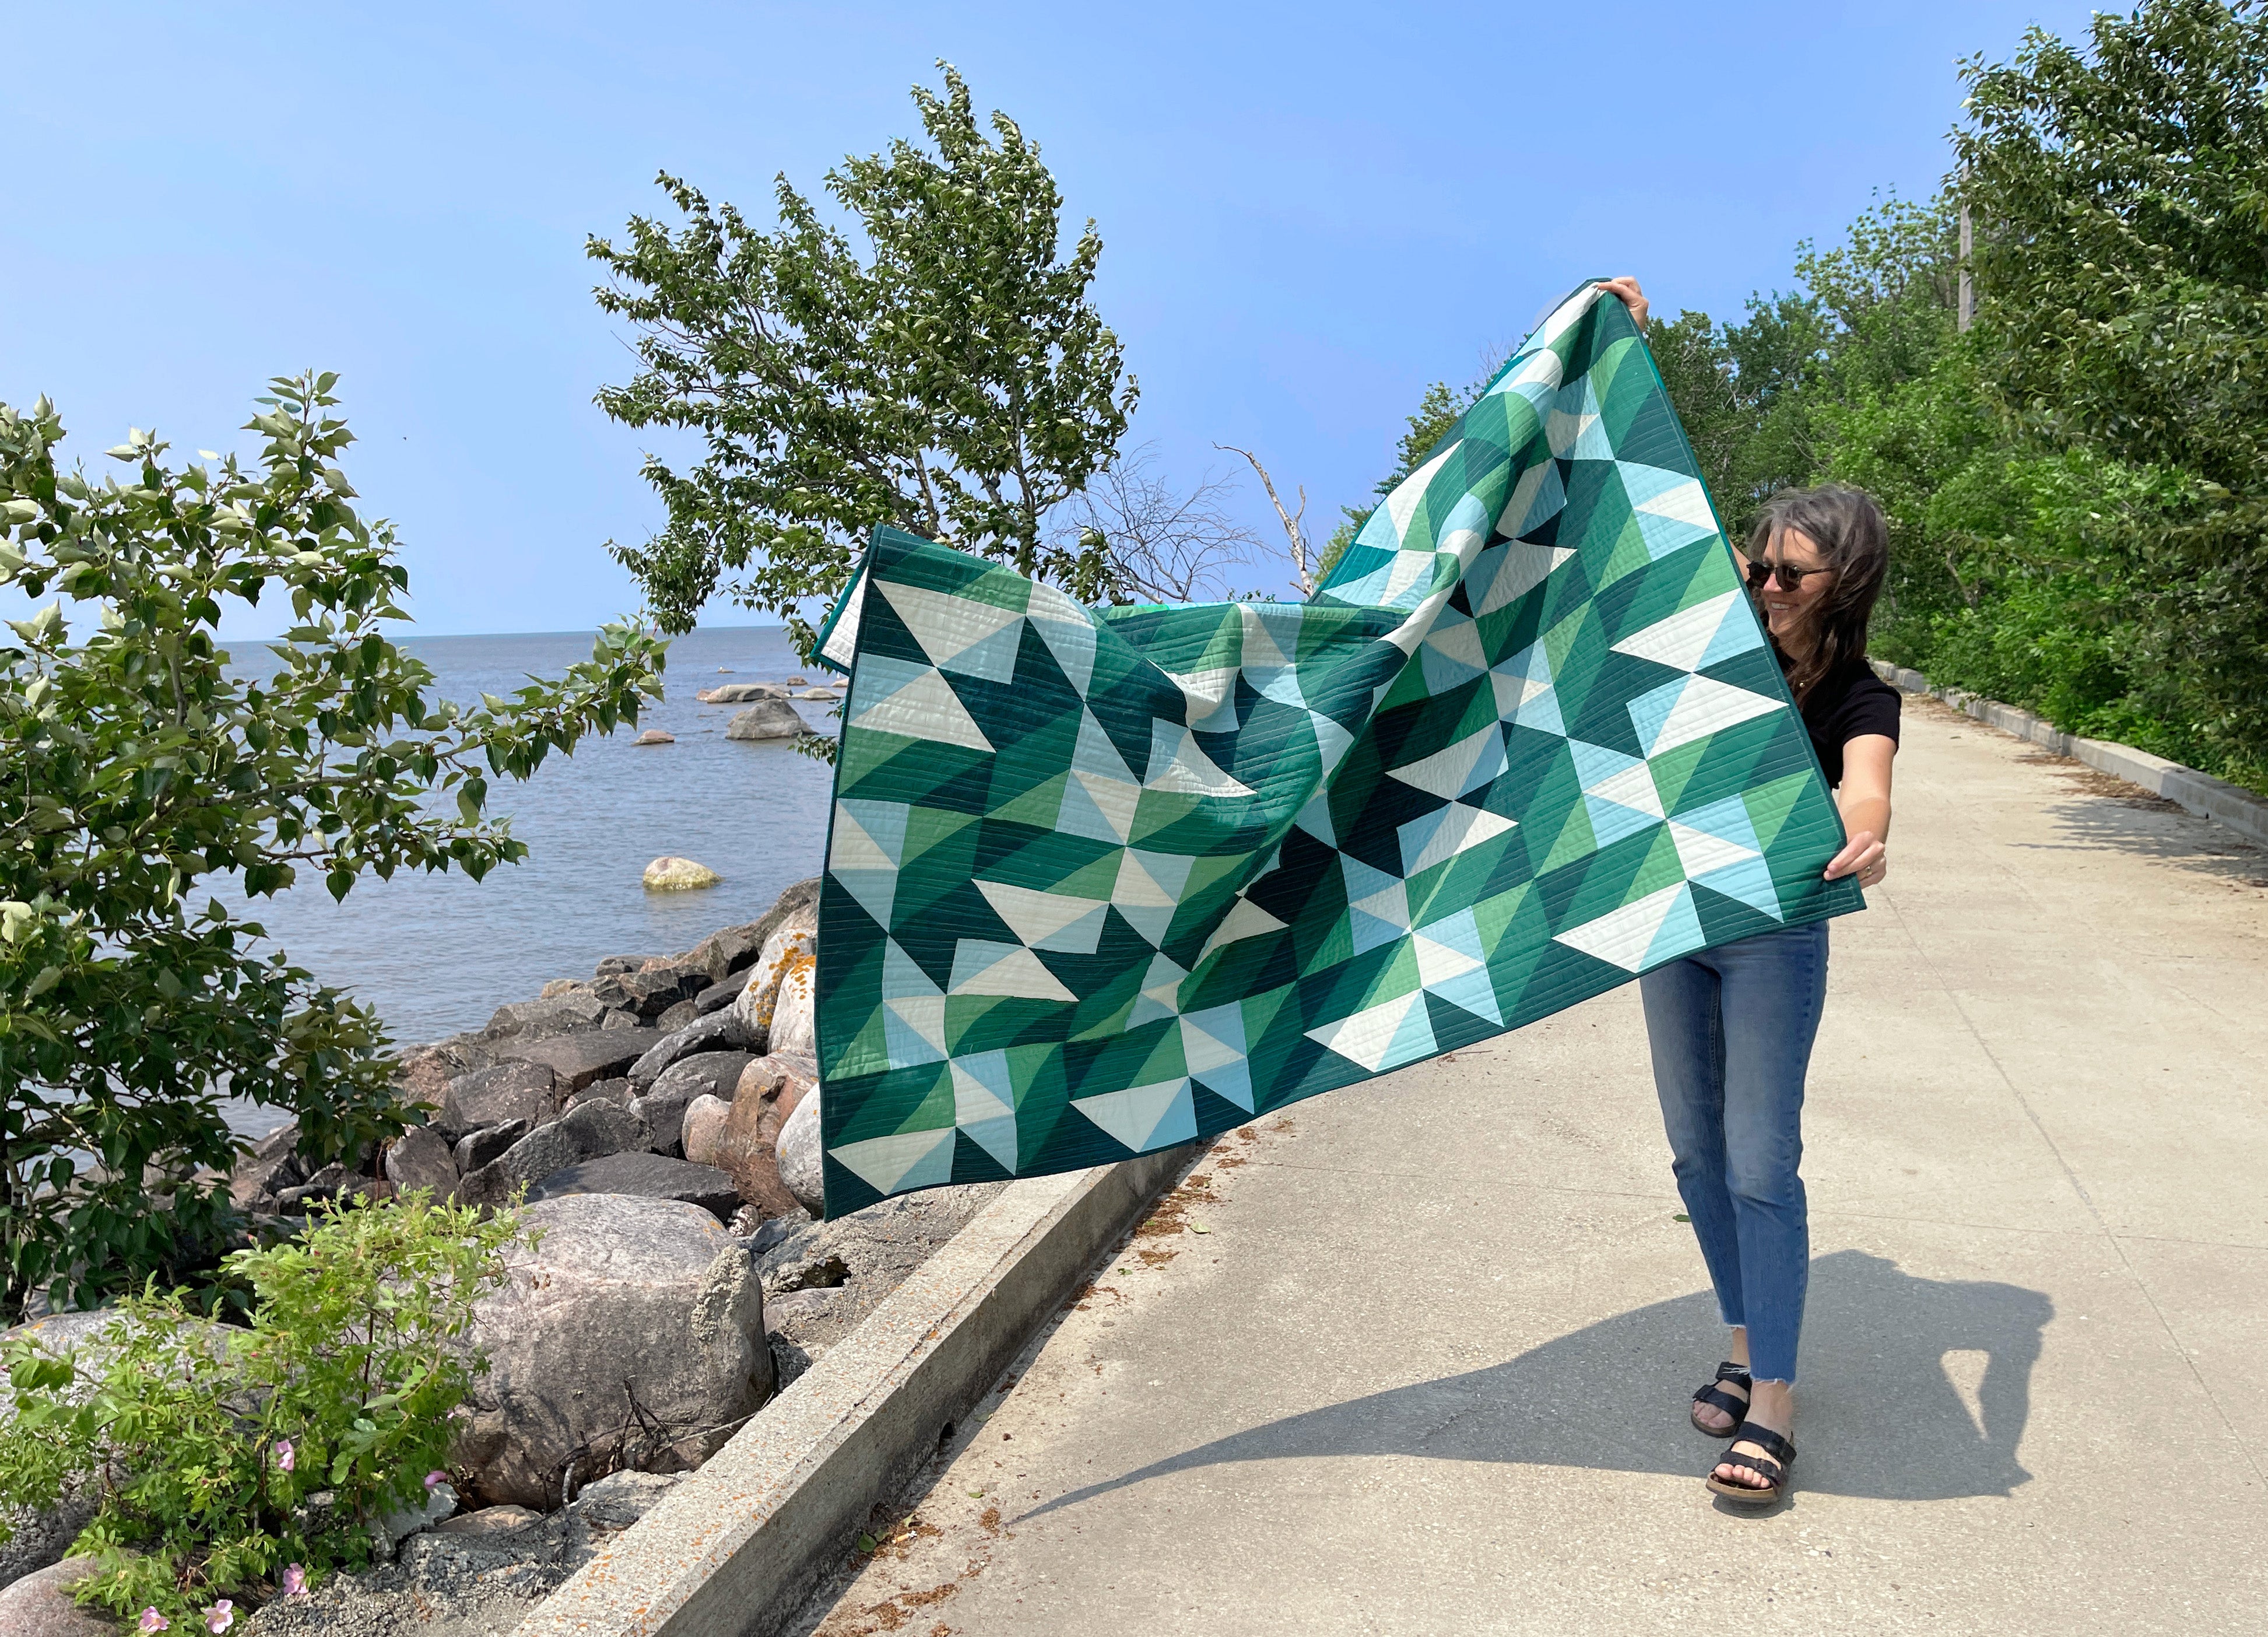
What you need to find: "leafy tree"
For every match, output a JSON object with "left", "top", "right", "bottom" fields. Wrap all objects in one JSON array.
[
  {"left": 589, "top": 64, "right": 1138, "bottom": 651},
  {"left": 0, "top": 375, "right": 664, "bottom": 1319},
  {"left": 1958, "top": 0, "right": 2268, "bottom": 769}
]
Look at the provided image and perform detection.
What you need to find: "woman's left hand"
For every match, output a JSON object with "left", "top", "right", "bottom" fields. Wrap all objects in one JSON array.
[
  {"left": 1598, "top": 275, "right": 1650, "bottom": 329},
  {"left": 1824, "top": 830, "right": 1887, "bottom": 888}
]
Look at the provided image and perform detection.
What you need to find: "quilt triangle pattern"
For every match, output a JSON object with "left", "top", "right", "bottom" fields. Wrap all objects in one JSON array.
[{"left": 809, "top": 282, "right": 1863, "bottom": 1215}]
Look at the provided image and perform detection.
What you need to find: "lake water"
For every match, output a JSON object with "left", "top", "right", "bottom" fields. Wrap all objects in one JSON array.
[{"left": 218, "top": 625, "right": 836, "bottom": 1130}]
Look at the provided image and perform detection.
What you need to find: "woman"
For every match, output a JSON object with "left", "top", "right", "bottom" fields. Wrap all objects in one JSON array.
[{"left": 1602, "top": 276, "right": 1900, "bottom": 1506}]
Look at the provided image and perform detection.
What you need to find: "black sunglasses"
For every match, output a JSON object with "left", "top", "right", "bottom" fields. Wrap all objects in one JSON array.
[{"left": 1745, "top": 558, "right": 1829, "bottom": 592}]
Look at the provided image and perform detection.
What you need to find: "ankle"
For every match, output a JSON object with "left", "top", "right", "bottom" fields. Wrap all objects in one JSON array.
[{"left": 1745, "top": 1380, "right": 1795, "bottom": 1425}]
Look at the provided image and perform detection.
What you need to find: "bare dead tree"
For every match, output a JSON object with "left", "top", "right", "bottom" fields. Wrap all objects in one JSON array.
[
  {"left": 1058, "top": 443, "right": 1262, "bottom": 603},
  {"left": 1214, "top": 443, "right": 1315, "bottom": 597}
]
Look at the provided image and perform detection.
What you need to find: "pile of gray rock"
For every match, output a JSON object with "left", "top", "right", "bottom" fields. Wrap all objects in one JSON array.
[
  {"left": 0, "top": 877, "right": 1009, "bottom": 1633},
  {"left": 233, "top": 878, "right": 826, "bottom": 1229}
]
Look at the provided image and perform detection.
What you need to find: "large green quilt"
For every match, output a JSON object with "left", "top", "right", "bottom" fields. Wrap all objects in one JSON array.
[{"left": 809, "top": 282, "right": 1861, "bottom": 1216}]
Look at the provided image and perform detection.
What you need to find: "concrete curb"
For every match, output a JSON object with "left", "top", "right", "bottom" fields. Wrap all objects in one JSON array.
[
  {"left": 1872, "top": 660, "right": 2268, "bottom": 850},
  {"left": 513, "top": 1143, "right": 1198, "bottom": 1637}
]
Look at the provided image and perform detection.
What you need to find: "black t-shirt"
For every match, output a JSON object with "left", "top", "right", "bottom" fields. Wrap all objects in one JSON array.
[{"left": 1786, "top": 653, "right": 1901, "bottom": 787}]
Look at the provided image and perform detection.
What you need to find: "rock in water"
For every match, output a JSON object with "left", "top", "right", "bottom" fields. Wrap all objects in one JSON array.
[
  {"left": 633, "top": 728, "right": 676, "bottom": 745},
  {"left": 722, "top": 698, "right": 803, "bottom": 741},
  {"left": 455, "top": 1196, "right": 771, "bottom": 1509},
  {"left": 644, "top": 856, "right": 722, "bottom": 892},
  {"left": 774, "top": 1086, "right": 824, "bottom": 1215},
  {"left": 695, "top": 682, "right": 785, "bottom": 704}
]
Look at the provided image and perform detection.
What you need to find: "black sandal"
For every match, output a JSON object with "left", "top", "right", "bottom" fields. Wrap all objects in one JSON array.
[
  {"left": 1689, "top": 1362, "right": 1751, "bottom": 1438},
  {"left": 1706, "top": 1423, "right": 1796, "bottom": 1506}
]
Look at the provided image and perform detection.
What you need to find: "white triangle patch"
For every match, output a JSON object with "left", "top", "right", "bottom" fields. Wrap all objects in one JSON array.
[
  {"left": 850, "top": 665, "right": 992, "bottom": 752},
  {"left": 1552, "top": 881, "right": 1689, "bottom": 973},
  {"left": 831, "top": 1126, "right": 958, "bottom": 1196}
]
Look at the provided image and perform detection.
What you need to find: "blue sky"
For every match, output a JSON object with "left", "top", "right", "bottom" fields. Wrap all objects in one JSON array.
[{"left": 3, "top": 1, "right": 2107, "bottom": 636}]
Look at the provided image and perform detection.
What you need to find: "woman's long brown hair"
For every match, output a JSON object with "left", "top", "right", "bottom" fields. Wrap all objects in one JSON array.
[{"left": 1746, "top": 486, "right": 1890, "bottom": 702}]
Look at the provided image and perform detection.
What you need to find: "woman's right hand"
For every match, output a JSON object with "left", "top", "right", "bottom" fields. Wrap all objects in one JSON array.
[{"left": 1598, "top": 275, "right": 1649, "bottom": 329}]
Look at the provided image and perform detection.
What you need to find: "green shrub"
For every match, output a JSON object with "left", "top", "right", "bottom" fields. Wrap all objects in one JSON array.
[
  {"left": 0, "top": 1192, "right": 522, "bottom": 1632},
  {"left": 0, "top": 374, "right": 663, "bottom": 1317}
]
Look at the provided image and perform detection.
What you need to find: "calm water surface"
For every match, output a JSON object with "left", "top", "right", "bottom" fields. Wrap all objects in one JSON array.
[{"left": 218, "top": 626, "right": 835, "bottom": 1130}]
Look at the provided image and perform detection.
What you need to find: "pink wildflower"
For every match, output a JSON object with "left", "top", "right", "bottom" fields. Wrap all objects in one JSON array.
[
  {"left": 282, "top": 1564, "right": 308, "bottom": 1597},
  {"left": 203, "top": 1600, "right": 234, "bottom": 1634},
  {"left": 138, "top": 1611, "right": 169, "bottom": 1634},
  {"left": 424, "top": 1469, "right": 448, "bottom": 1491},
  {"left": 273, "top": 1438, "right": 294, "bottom": 1473}
]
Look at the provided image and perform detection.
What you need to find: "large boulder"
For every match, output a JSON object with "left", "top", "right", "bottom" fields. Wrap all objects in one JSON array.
[
  {"left": 392, "top": 1032, "right": 496, "bottom": 1107},
  {"left": 627, "top": 1009, "right": 754, "bottom": 1089},
  {"left": 381, "top": 1126, "right": 458, "bottom": 1199},
  {"left": 694, "top": 977, "right": 743, "bottom": 1018},
  {"left": 494, "top": 1029, "right": 661, "bottom": 1095},
  {"left": 592, "top": 964, "right": 706, "bottom": 1021},
  {"left": 486, "top": 990, "right": 609, "bottom": 1040},
  {"left": 630, "top": 1052, "right": 755, "bottom": 1156},
  {"left": 680, "top": 926, "right": 763, "bottom": 987},
  {"left": 774, "top": 1086, "right": 824, "bottom": 1216},
  {"left": 723, "top": 699, "right": 803, "bottom": 741},
  {"left": 452, "top": 1119, "right": 528, "bottom": 1176},
  {"left": 457, "top": 1100, "right": 652, "bottom": 1207},
  {"left": 695, "top": 682, "right": 785, "bottom": 704},
  {"left": 454, "top": 1196, "right": 771, "bottom": 1509},
  {"left": 644, "top": 857, "right": 721, "bottom": 892},
  {"left": 438, "top": 1061, "right": 559, "bottom": 1140},
  {"left": 0, "top": 1559, "right": 111, "bottom": 1635},
  {"left": 528, "top": 1152, "right": 741, "bottom": 1221},
  {"left": 766, "top": 948, "right": 816, "bottom": 1061},
  {"left": 230, "top": 1120, "right": 304, "bottom": 1210},
  {"left": 680, "top": 1095, "right": 732, "bottom": 1170},
  {"left": 710, "top": 1056, "right": 818, "bottom": 1221},
  {"left": 730, "top": 905, "right": 817, "bottom": 1048}
]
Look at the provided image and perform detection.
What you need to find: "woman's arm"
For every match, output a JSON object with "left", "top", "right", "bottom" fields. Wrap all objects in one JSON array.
[{"left": 1824, "top": 734, "right": 1895, "bottom": 884}]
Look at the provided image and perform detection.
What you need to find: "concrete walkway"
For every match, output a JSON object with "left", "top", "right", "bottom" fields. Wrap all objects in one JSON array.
[{"left": 792, "top": 700, "right": 2268, "bottom": 1636}]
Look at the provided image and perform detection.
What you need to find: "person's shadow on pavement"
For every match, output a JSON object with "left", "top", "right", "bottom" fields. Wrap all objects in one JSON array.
[{"left": 1026, "top": 1250, "right": 2049, "bottom": 1517}]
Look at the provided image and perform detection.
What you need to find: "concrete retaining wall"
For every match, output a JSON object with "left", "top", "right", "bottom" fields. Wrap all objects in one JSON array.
[{"left": 1872, "top": 661, "right": 2268, "bottom": 850}]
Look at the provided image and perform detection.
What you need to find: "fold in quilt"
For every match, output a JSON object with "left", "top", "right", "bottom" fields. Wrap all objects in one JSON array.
[{"left": 809, "top": 282, "right": 1862, "bottom": 1217}]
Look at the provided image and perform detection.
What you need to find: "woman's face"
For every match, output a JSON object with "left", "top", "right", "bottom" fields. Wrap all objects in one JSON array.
[{"left": 1747, "top": 526, "right": 1834, "bottom": 644}]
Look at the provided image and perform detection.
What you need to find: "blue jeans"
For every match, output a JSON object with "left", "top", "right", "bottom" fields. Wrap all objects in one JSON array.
[{"left": 1638, "top": 921, "right": 1828, "bottom": 1384}]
